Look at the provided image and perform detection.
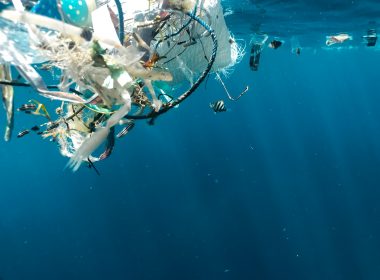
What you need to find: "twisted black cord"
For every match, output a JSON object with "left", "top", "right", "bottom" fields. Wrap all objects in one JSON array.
[{"left": 154, "top": 0, "right": 199, "bottom": 50}]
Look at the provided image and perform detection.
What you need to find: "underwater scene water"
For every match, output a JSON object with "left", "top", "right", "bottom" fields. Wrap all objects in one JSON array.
[{"left": 1, "top": 0, "right": 380, "bottom": 279}]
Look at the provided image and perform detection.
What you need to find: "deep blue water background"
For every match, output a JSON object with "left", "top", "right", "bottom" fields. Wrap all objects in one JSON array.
[{"left": 1, "top": 0, "right": 380, "bottom": 279}]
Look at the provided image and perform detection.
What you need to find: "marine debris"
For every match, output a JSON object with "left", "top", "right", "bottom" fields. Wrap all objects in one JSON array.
[
  {"left": 0, "top": 64, "right": 13, "bottom": 141},
  {"left": 363, "top": 29, "right": 377, "bottom": 47},
  {"left": 0, "top": 0, "right": 243, "bottom": 171},
  {"left": 249, "top": 34, "right": 268, "bottom": 71},
  {"left": 326, "top": 33, "right": 352, "bottom": 46}
]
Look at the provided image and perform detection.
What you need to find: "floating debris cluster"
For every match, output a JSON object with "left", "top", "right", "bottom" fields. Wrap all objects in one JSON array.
[
  {"left": 0, "top": 0, "right": 244, "bottom": 171},
  {"left": 249, "top": 28, "right": 377, "bottom": 72}
]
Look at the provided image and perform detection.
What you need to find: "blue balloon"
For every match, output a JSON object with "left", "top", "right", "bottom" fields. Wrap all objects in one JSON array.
[
  {"left": 61, "top": 0, "right": 91, "bottom": 27},
  {"left": 31, "top": 0, "right": 61, "bottom": 20},
  {"left": 31, "top": 0, "right": 92, "bottom": 27}
]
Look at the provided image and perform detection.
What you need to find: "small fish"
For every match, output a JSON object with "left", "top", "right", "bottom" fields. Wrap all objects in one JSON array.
[
  {"left": 17, "top": 103, "right": 36, "bottom": 112},
  {"left": 30, "top": 125, "right": 40, "bottom": 131},
  {"left": 45, "top": 122, "right": 59, "bottom": 131},
  {"left": 17, "top": 129, "right": 30, "bottom": 138},
  {"left": 116, "top": 122, "right": 135, "bottom": 138},
  {"left": 269, "top": 40, "right": 282, "bottom": 49},
  {"left": 210, "top": 100, "right": 227, "bottom": 113}
]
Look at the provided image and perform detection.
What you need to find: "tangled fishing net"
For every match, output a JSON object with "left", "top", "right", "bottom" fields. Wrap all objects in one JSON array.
[{"left": 0, "top": 0, "right": 243, "bottom": 171}]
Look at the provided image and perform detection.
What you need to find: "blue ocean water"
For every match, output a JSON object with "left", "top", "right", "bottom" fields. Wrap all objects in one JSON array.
[{"left": 1, "top": 0, "right": 380, "bottom": 279}]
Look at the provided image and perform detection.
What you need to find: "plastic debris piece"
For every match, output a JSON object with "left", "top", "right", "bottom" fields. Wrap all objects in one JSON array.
[
  {"left": 92, "top": 4, "right": 121, "bottom": 47},
  {"left": 326, "top": 33, "right": 352, "bottom": 46},
  {"left": 67, "top": 92, "right": 131, "bottom": 171},
  {"left": 0, "top": 0, "right": 239, "bottom": 172},
  {"left": 0, "top": 64, "right": 14, "bottom": 141}
]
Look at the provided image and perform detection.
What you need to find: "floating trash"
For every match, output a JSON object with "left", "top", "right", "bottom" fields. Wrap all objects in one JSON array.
[
  {"left": 0, "top": 64, "right": 14, "bottom": 141},
  {"left": 249, "top": 34, "right": 268, "bottom": 71},
  {"left": 0, "top": 0, "right": 243, "bottom": 171},
  {"left": 363, "top": 29, "right": 377, "bottom": 47},
  {"left": 326, "top": 33, "right": 352, "bottom": 46}
]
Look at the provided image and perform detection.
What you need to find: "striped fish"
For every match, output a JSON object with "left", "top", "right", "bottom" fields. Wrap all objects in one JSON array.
[
  {"left": 18, "top": 103, "right": 37, "bottom": 112},
  {"left": 17, "top": 129, "right": 30, "bottom": 138},
  {"left": 116, "top": 122, "right": 135, "bottom": 138},
  {"left": 210, "top": 100, "right": 227, "bottom": 113},
  {"left": 0, "top": 64, "right": 14, "bottom": 141}
]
